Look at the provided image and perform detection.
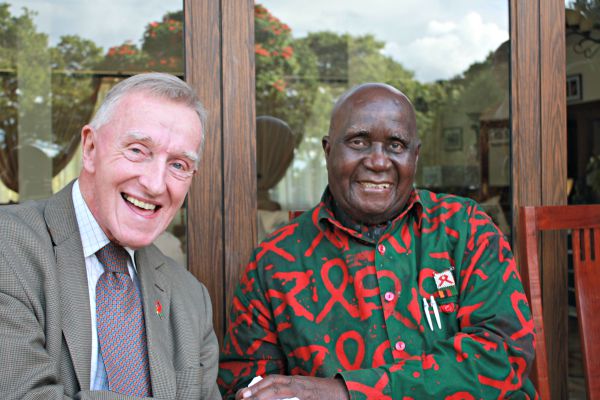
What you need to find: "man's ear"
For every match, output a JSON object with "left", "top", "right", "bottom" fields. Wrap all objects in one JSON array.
[
  {"left": 415, "top": 142, "right": 421, "bottom": 165},
  {"left": 81, "top": 125, "right": 97, "bottom": 174},
  {"left": 322, "top": 135, "right": 331, "bottom": 158}
]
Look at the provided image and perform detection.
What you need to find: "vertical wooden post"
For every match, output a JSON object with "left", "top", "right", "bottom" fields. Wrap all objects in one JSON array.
[
  {"left": 512, "top": 1, "right": 567, "bottom": 398},
  {"left": 185, "top": 0, "right": 225, "bottom": 340},
  {"left": 184, "top": 0, "right": 256, "bottom": 342}
]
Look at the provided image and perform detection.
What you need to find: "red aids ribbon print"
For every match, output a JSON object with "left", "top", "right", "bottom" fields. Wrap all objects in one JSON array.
[
  {"left": 438, "top": 274, "right": 453, "bottom": 286},
  {"left": 434, "top": 270, "right": 455, "bottom": 289},
  {"left": 316, "top": 258, "right": 359, "bottom": 323},
  {"left": 336, "top": 330, "right": 365, "bottom": 370}
]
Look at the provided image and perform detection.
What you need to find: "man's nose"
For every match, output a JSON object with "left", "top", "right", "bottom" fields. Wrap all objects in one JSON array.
[
  {"left": 364, "top": 143, "right": 392, "bottom": 170},
  {"left": 138, "top": 160, "right": 167, "bottom": 195}
]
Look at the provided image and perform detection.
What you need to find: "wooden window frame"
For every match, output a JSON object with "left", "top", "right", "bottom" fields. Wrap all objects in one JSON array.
[{"left": 184, "top": 1, "right": 567, "bottom": 397}]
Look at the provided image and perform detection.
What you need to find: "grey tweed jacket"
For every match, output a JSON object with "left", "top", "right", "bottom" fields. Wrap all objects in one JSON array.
[{"left": 0, "top": 183, "right": 221, "bottom": 399}]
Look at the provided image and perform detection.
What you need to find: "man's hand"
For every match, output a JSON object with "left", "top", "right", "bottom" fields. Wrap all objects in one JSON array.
[{"left": 235, "top": 375, "right": 349, "bottom": 400}]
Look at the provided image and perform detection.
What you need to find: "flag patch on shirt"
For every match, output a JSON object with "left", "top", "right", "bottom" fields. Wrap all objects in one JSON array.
[
  {"left": 434, "top": 270, "right": 458, "bottom": 297},
  {"left": 434, "top": 270, "right": 455, "bottom": 289}
]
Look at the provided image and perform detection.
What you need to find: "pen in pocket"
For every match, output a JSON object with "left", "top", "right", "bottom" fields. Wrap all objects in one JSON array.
[{"left": 423, "top": 296, "right": 442, "bottom": 330}]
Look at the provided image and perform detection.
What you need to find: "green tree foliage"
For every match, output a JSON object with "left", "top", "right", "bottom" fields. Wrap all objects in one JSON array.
[
  {"left": 50, "top": 35, "right": 103, "bottom": 167},
  {"left": 0, "top": 4, "right": 104, "bottom": 192}
]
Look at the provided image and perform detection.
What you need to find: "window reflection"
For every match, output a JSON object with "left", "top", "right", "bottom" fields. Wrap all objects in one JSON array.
[
  {"left": 254, "top": 1, "right": 510, "bottom": 239},
  {"left": 563, "top": 3, "right": 600, "bottom": 398},
  {"left": 0, "top": 1, "right": 186, "bottom": 265},
  {"left": 566, "top": 0, "right": 600, "bottom": 207}
]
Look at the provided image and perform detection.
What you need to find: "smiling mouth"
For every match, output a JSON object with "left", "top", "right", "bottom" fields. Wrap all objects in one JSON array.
[
  {"left": 360, "top": 182, "right": 391, "bottom": 189},
  {"left": 122, "top": 194, "right": 158, "bottom": 211}
]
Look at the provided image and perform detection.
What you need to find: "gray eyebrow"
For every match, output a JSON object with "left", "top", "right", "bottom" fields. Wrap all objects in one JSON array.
[
  {"left": 125, "top": 131, "right": 199, "bottom": 165},
  {"left": 184, "top": 151, "right": 199, "bottom": 165}
]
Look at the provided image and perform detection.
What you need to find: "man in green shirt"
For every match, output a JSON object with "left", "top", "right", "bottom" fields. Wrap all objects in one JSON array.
[{"left": 219, "top": 83, "right": 537, "bottom": 399}]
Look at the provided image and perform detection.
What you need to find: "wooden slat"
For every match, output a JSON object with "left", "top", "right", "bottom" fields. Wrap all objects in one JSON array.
[
  {"left": 535, "top": 205, "right": 600, "bottom": 230},
  {"left": 221, "top": 0, "right": 257, "bottom": 334},
  {"left": 184, "top": 0, "right": 225, "bottom": 340}
]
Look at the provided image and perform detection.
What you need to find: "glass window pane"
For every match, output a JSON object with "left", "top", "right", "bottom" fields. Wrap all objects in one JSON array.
[
  {"left": 566, "top": 0, "right": 600, "bottom": 206},
  {"left": 1, "top": 1, "right": 187, "bottom": 265},
  {"left": 254, "top": 1, "right": 510, "bottom": 240},
  {"left": 565, "top": 2, "right": 600, "bottom": 398}
]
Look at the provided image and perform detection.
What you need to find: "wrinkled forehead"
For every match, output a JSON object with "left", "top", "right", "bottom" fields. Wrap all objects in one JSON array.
[
  {"left": 331, "top": 86, "right": 416, "bottom": 132},
  {"left": 345, "top": 85, "right": 410, "bottom": 110}
]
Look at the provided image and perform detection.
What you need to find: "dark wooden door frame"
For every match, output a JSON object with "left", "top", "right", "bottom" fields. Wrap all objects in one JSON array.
[
  {"left": 184, "top": 1, "right": 567, "bottom": 398},
  {"left": 184, "top": 0, "right": 256, "bottom": 343},
  {"left": 511, "top": 1, "right": 567, "bottom": 399}
]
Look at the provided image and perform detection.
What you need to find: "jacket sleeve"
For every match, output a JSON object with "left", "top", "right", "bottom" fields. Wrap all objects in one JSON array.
[{"left": 0, "top": 238, "right": 91, "bottom": 399}]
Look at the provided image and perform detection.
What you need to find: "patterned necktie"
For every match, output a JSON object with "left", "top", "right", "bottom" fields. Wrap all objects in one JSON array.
[{"left": 96, "top": 242, "right": 152, "bottom": 397}]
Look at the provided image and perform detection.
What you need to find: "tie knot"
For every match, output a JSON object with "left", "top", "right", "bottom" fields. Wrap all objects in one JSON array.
[{"left": 96, "top": 242, "right": 130, "bottom": 274}]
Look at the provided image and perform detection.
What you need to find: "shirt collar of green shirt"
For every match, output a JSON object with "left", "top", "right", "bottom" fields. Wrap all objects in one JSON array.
[{"left": 316, "top": 186, "right": 424, "bottom": 243}]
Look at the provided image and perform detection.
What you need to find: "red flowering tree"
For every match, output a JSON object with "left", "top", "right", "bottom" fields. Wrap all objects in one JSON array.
[
  {"left": 97, "top": 40, "right": 147, "bottom": 71},
  {"left": 142, "top": 11, "right": 183, "bottom": 72},
  {"left": 254, "top": 4, "right": 294, "bottom": 95},
  {"left": 97, "top": 11, "right": 183, "bottom": 73},
  {"left": 254, "top": 3, "right": 317, "bottom": 141}
]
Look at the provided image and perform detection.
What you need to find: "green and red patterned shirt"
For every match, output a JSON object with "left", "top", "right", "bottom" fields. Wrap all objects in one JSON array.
[{"left": 219, "top": 188, "right": 537, "bottom": 399}]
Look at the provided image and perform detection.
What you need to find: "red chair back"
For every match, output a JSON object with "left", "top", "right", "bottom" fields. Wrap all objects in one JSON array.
[{"left": 519, "top": 205, "right": 600, "bottom": 399}]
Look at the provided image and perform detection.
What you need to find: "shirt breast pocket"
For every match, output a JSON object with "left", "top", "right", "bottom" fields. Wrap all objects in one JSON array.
[{"left": 427, "top": 295, "right": 460, "bottom": 336}]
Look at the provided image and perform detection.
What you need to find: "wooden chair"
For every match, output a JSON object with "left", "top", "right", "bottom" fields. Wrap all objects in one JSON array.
[{"left": 519, "top": 205, "right": 600, "bottom": 399}]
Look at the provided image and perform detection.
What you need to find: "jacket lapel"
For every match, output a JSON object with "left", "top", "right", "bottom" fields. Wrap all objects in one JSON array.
[
  {"left": 44, "top": 183, "right": 92, "bottom": 390},
  {"left": 136, "top": 247, "right": 175, "bottom": 398}
]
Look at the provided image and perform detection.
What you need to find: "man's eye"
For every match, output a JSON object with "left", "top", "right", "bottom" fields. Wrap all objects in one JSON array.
[
  {"left": 124, "top": 146, "right": 147, "bottom": 160},
  {"left": 389, "top": 142, "right": 405, "bottom": 152},
  {"left": 171, "top": 161, "right": 187, "bottom": 171},
  {"left": 349, "top": 138, "right": 366, "bottom": 147}
]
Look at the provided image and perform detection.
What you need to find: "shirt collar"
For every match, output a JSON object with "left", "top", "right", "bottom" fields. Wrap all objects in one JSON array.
[
  {"left": 317, "top": 186, "right": 423, "bottom": 240},
  {"left": 72, "top": 180, "right": 137, "bottom": 269}
]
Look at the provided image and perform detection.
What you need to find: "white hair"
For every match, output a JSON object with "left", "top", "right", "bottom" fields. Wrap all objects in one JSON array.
[{"left": 89, "top": 72, "right": 207, "bottom": 153}]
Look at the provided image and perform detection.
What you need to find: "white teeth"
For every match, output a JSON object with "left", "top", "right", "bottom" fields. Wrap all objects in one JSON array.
[
  {"left": 362, "top": 182, "right": 390, "bottom": 189},
  {"left": 124, "top": 195, "right": 156, "bottom": 211}
]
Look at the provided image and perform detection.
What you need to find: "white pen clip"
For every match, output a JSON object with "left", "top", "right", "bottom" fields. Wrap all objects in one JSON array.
[
  {"left": 430, "top": 295, "right": 442, "bottom": 330},
  {"left": 423, "top": 298, "right": 433, "bottom": 331},
  {"left": 423, "top": 296, "right": 442, "bottom": 331}
]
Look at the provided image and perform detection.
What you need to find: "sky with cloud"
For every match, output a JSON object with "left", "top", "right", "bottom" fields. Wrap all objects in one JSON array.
[
  {"left": 11, "top": 0, "right": 508, "bottom": 83},
  {"left": 260, "top": 0, "right": 508, "bottom": 82}
]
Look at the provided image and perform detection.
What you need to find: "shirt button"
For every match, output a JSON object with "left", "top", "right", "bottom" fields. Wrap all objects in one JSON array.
[
  {"left": 395, "top": 341, "right": 406, "bottom": 351},
  {"left": 384, "top": 291, "right": 395, "bottom": 302},
  {"left": 378, "top": 244, "right": 386, "bottom": 255}
]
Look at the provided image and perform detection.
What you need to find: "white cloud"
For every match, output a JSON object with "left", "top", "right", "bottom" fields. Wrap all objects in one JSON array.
[
  {"left": 384, "top": 12, "right": 508, "bottom": 82},
  {"left": 428, "top": 20, "right": 457, "bottom": 35}
]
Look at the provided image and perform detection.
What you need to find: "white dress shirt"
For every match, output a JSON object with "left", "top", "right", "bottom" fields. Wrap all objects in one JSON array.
[{"left": 71, "top": 180, "right": 141, "bottom": 390}]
